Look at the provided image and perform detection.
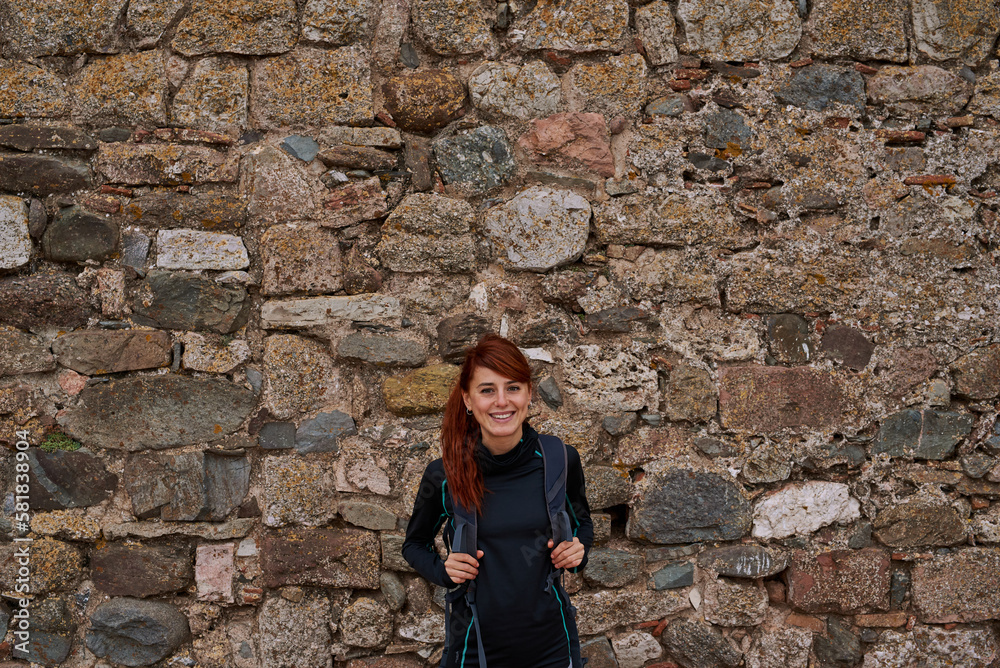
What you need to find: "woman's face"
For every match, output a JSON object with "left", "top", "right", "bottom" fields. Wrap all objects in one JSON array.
[{"left": 462, "top": 365, "right": 531, "bottom": 449}]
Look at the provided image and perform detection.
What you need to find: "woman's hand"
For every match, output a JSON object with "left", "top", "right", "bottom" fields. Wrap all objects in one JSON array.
[
  {"left": 548, "top": 537, "right": 585, "bottom": 570},
  {"left": 445, "top": 550, "right": 484, "bottom": 585}
]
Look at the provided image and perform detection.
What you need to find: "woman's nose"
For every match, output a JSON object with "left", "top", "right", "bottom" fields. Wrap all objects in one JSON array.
[{"left": 495, "top": 390, "right": 509, "bottom": 406}]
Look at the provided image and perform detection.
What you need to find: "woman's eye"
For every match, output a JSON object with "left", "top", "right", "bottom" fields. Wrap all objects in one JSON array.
[{"left": 508, "top": 385, "right": 520, "bottom": 392}]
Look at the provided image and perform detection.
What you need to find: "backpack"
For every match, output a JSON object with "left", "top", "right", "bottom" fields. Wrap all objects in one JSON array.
[{"left": 442, "top": 434, "right": 585, "bottom": 668}]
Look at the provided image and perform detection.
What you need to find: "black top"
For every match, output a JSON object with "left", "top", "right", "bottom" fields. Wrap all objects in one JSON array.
[{"left": 402, "top": 424, "right": 594, "bottom": 668}]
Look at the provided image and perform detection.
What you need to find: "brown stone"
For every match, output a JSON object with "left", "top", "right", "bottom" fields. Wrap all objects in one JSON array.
[
  {"left": 565, "top": 54, "right": 647, "bottom": 117},
  {"left": 0, "top": 154, "right": 90, "bottom": 196},
  {"left": 868, "top": 65, "right": 973, "bottom": 115},
  {"left": 0, "top": 0, "right": 126, "bottom": 56},
  {"left": 0, "top": 59, "right": 69, "bottom": 118},
  {"left": 718, "top": 366, "right": 846, "bottom": 432},
  {"left": 885, "top": 347, "right": 938, "bottom": 398},
  {"left": 318, "top": 145, "right": 397, "bottom": 171},
  {"left": 383, "top": 69, "right": 466, "bottom": 134},
  {"left": 854, "top": 612, "right": 909, "bottom": 627},
  {"left": 70, "top": 51, "right": 166, "bottom": 126},
  {"left": 911, "top": 548, "right": 1000, "bottom": 622},
  {"left": 250, "top": 47, "right": 372, "bottom": 128},
  {"left": 785, "top": 548, "right": 892, "bottom": 614},
  {"left": 95, "top": 143, "right": 237, "bottom": 186},
  {"left": 382, "top": 364, "right": 460, "bottom": 416},
  {"left": 91, "top": 543, "right": 193, "bottom": 597},
  {"left": 912, "top": 0, "right": 1000, "bottom": 65},
  {"left": 169, "top": 57, "right": 249, "bottom": 133},
  {"left": 261, "top": 527, "right": 380, "bottom": 588},
  {"left": 873, "top": 498, "right": 967, "bottom": 548},
  {"left": 0, "top": 329, "right": 55, "bottom": 375},
  {"left": 0, "top": 271, "right": 92, "bottom": 330},
  {"left": 517, "top": 112, "right": 614, "bottom": 177},
  {"left": 437, "top": 313, "right": 490, "bottom": 363},
  {"left": 260, "top": 224, "right": 343, "bottom": 296},
  {"left": 51, "top": 330, "right": 172, "bottom": 375},
  {"left": 0, "top": 126, "right": 95, "bottom": 152},
  {"left": 663, "top": 364, "right": 717, "bottom": 423},
  {"left": 877, "top": 130, "right": 926, "bottom": 144},
  {"left": 951, "top": 344, "right": 1000, "bottom": 400},
  {"left": 121, "top": 190, "right": 247, "bottom": 231},
  {"left": 821, "top": 325, "right": 874, "bottom": 370},
  {"left": 800, "top": 0, "right": 907, "bottom": 62},
  {"left": 321, "top": 177, "right": 388, "bottom": 228},
  {"left": 172, "top": 0, "right": 298, "bottom": 55}
]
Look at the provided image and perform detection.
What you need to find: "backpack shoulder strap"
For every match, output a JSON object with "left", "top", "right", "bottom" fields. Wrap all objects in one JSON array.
[
  {"left": 446, "top": 484, "right": 478, "bottom": 557},
  {"left": 538, "top": 434, "right": 573, "bottom": 546}
]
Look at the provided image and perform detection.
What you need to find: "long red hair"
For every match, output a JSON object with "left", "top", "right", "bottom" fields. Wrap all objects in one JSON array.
[{"left": 442, "top": 334, "right": 532, "bottom": 513}]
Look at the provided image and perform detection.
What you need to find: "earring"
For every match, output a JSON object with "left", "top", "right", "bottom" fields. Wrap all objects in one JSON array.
[{"left": 466, "top": 408, "right": 473, "bottom": 415}]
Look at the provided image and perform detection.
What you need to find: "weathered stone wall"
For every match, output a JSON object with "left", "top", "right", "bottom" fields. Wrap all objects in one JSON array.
[{"left": 2, "top": 0, "right": 1000, "bottom": 665}]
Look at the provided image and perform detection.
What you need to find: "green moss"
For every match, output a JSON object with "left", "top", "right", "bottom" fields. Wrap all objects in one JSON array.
[{"left": 39, "top": 432, "right": 82, "bottom": 452}]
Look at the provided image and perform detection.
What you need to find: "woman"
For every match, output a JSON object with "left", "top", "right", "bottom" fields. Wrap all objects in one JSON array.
[{"left": 403, "top": 334, "right": 593, "bottom": 668}]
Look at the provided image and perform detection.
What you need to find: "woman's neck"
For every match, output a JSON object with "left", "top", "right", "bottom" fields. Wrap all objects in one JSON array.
[{"left": 481, "top": 424, "right": 524, "bottom": 456}]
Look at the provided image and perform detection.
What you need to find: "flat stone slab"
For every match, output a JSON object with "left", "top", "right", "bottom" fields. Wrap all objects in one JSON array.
[
  {"left": 786, "top": 548, "right": 892, "bottom": 614},
  {"left": 95, "top": 143, "right": 237, "bottom": 186},
  {"left": 172, "top": 0, "right": 298, "bottom": 55},
  {"left": 870, "top": 409, "right": 974, "bottom": 460},
  {"left": 28, "top": 448, "right": 118, "bottom": 510},
  {"left": 156, "top": 229, "right": 249, "bottom": 270},
  {"left": 697, "top": 545, "right": 788, "bottom": 578},
  {"left": 104, "top": 518, "right": 256, "bottom": 540},
  {"left": 376, "top": 194, "right": 476, "bottom": 273},
  {"left": 0, "top": 329, "right": 55, "bottom": 375},
  {"left": 719, "top": 366, "right": 846, "bottom": 432},
  {"left": 133, "top": 270, "right": 249, "bottom": 333},
  {"left": 0, "top": 154, "right": 90, "bottom": 196},
  {"left": 91, "top": 543, "right": 193, "bottom": 597},
  {"left": 873, "top": 497, "right": 966, "bottom": 548},
  {"left": 336, "top": 333, "right": 427, "bottom": 367},
  {"left": 0, "top": 195, "right": 30, "bottom": 269},
  {"left": 574, "top": 589, "right": 688, "bottom": 635},
  {"left": 912, "top": 547, "right": 1000, "bottom": 623},
  {"left": 52, "top": 329, "right": 171, "bottom": 375},
  {"left": 0, "top": 271, "right": 92, "bottom": 330},
  {"left": 261, "top": 527, "right": 380, "bottom": 588},
  {"left": 59, "top": 375, "right": 255, "bottom": 451},
  {"left": 261, "top": 294, "right": 401, "bottom": 328}
]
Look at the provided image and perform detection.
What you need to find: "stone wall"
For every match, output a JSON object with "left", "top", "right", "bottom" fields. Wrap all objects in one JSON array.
[{"left": 2, "top": 0, "right": 1000, "bottom": 666}]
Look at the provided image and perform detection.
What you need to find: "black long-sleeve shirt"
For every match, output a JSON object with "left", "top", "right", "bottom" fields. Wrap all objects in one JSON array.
[{"left": 402, "top": 424, "right": 593, "bottom": 668}]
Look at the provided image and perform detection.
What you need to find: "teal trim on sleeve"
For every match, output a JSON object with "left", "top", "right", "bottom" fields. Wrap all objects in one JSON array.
[{"left": 551, "top": 586, "right": 572, "bottom": 660}]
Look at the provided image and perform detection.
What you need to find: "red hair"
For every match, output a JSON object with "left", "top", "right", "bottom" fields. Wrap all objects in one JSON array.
[{"left": 442, "top": 334, "right": 532, "bottom": 513}]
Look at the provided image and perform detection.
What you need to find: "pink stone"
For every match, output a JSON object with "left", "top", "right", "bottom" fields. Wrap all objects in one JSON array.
[
  {"left": 58, "top": 370, "right": 88, "bottom": 396},
  {"left": 518, "top": 112, "right": 615, "bottom": 177},
  {"left": 196, "top": 542, "right": 235, "bottom": 603}
]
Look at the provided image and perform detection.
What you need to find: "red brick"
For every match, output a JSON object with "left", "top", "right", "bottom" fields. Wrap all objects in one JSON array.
[
  {"left": 903, "top": 174, "right": 956, "bottom": 186},
  {"left": 785, "top": 548, "right": 891, "bottom": 614}
]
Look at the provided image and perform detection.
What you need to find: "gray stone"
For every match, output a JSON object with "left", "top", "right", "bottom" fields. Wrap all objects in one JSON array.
[
  {"left": 646, "top": 94, "right": 688, "bottom": 117},
  {"left": 0, "top": 195, "right": 30, "bottom": 269},
  {"left": 0, "top": 329, "right": 55, "bottom": 375},
  {"left": 1, "top": 0, "right": 126, "bottom": 56},
  {"left": 91, "top": 543, "right": 193, "bottom": 597},
  {"left": 128, "top": 0, "right": 185, "bottom": 47},
  {"left": 687, "top": 152, "right": 729, "bottom": 172},
  {"left": 295, "top": 411, "right": 358, "bottom": 454},
  {"left": 912, "top": 0, "right": 1000, "bottom": 65},
  {"left": 339, "top": 500, "right": 397, "bottom": 531},
  {"left": 0, "top": 155, "right": 90, "bottom": 196},
  {"left": 538, "top": 376, "right": 563, "bottom": 409},
  {"left": 962, "top": 453, "right": 996, "bottom": 479},
  {"left": 28, "top": 448, "right": 118, "bottom": 510},
  {"left": 482, "top": 187, "right": 590, "bottom": 271},
  {"left": 0, "top": 126, "right": 95, "bottom": 152},
  {"left": 575, "top": 589, "right": 688, "bottom": 635},
  {"left": 400, "top": 42, "right": 420, "bottom": 67},
  {"left": 124, "top": 452, "right": 204, "bottom": 520},
  {"left": 677, "top": 0, "right": 801, "bottom": 61},
  {"left": 376, "top": 194, "right": 476, "bottom": 273},
  {"left": 868, "top": 65, "right": 973, "bottom": 115},
  {"left": 133, "top": 271, "right": 250, "bottom": 334},
  {"left": 562, "top": 345, "right": 659, "bottom": 413},
  {"left": 260, "top": 422, "right": 296, "bottom": 450},
  {"left": 652, "top": 561, "right": 695, "bottom": 590},
  {"left": 581, "top": 636, "right": 618, "bottom": 668},
  {"left": 766, "top": 314, "right": 812, "bottom": 364},
  {"left": 663, "top": 364, "right": 717, "bottom": 423},
  {"left": 775, "top": 65, "right": 866, "bottom": 111},
  {"left": 745, "top": 627, "right": 812, "bottom": 668},
  {"left": 340, "top": 597, "right": 392, "bottom": 648},
  {"left": 280, "top": 135, "right": 319, "bottom": 162},
  {"left": 821, "top": 325, "right": 873, "bottom": 370},
  {"left": 12, "top": 596, "right": 75, "bottom": 666},
  {"left": 380, "top": 571, "right": 406, "bottom": 611},
  {"left": 51, "top": 330, "right": 172, "bottom": 375},
  {"left": 890, "top": 568, "right": 910, "bottom": 609},
  {"left": 468, "top": 61, "right": 562, "bottom": 120},
  {"left": 42, "top": 206, "right": 118, "bottom": 262},
  {"left": 60, "top": 375, "right": 256, "bottom": 451},
  {"left": 704, "top": 108, "right": 753, "bottom": 151},
  {"left": 264, "top": 334, "right": 348, "bottom": 419},
  {"left": 848, "top": 519, "right": 873, "bottom": 549},
  {"left": 433, "top": 126, "right": 516, "bottom": 194},
  {"left": 873, "top": 497, "right": 967, "bottom": 548},
  {"left": 0, "top": 600, "right": 9, "bottom": 640},
  {"left": 156, "top": 229, "right": 248, "bottom": 270},
  {"left": 628, "top": 459, "right": 751, "bottom": 544},
  {"left": 204, "top": 451, "right": 251, "bottom": 521},
  {"left": 703, "top": 577, "right": 769, "bottom": 626},
  {"left": 635, "top": 0, "right": 678, "bottom": 65},
  {"left": 582, "top": 548, "right": 642, "bottom": 587},
  {"left": 602, "top": 413, "right": 637, "bottom": 436},
  {"left": 86, "top": 598, "right": 190, "bottom": 667},
  {"left": 585, "top": 465, "right": 633, "bottom": 510},
  {"left": 261, "top": 294, "right": 400, "bottom": 329},
  {"left": 337, "top": 333, "right": 427, "bottom": 367},
  {"left": 28, "top": 198, "right": 47, "bottom": 239},
  {"left": 697, "top": 545, "right": 788, "bottom": 578},
  {"left": 261, "top": 458, "right": 339, "bottom": 527},
  {"left": 257, "top": 593, "right": 333, "bottom": 668},
  {"left": 871, "top": 409, "right": 975, "bottom": 460},
  {"left": 122, "top": 229, "right": 151, "bottom": 274},
  {"left": 660, "top": 618, "right": 742, "bottom": 668},
  {"left": 814, "top": 615, "right": 861, "bottom": 666},
  {"left": 172, "top": 0, "right": 297, "bottom": 55}
]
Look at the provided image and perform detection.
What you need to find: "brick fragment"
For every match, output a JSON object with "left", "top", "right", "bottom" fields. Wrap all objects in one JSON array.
[
  {"left": 855, "top": 612, "right": 908, "bottom": 627},
  {"left": 786, "top": 613, "right": 825, "bottom": 632},
  {"left": 790, "top": 58, "right": 813, "bottom": 67},
  {"left": 674, "top": 68, "right": 709, "bottom": 80},
  {"left": 855, "top": 63, "right": 879, "bottom": 74},
  {"left": 669, "top": 80, "right": 691, "bottom": 92},
  {"left": 903, "top": 175, "right": 956, "bottom": 186},
  {"left": 876, "top": 130, "right": 926, "bottom": 143},
  {"left": 944, "top": 115, "right": 973, "bottom": 128}
]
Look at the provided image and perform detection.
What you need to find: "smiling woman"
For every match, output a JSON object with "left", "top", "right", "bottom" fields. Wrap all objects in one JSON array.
[{"left": 402, "top": 334, "right": 593, "bottom": 668}]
